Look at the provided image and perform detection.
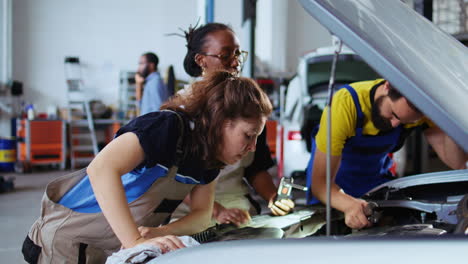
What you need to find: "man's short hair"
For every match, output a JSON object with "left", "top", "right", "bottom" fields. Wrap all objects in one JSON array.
[
  {"left": 143, "top": 52, "right": 159, "bottom": 68},
  {"left": 387, "top": 81, "right": 421, "bottom": 113}
]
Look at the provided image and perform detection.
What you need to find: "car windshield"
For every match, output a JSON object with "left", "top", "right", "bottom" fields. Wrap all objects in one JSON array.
[{"left": 307, "top": 56, "right": 380, "bottom": 95}]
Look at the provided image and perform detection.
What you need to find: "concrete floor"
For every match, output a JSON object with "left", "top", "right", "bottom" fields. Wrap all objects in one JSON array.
[{"left": 0, "top": 169, "right": 72, "bottom": 263}]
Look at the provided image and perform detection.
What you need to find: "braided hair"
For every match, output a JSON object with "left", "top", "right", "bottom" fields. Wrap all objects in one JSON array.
[{"left": 183, "top": 23, "right": 233, "bottom": 77}]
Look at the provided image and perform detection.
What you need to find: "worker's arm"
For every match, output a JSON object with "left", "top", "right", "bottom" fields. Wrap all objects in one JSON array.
[
  {"left": 135, "top": 73, "right": 145, "bottom": 101},
  {"left": 424, "top": 126, "right": 468, "bottom": 170},
  {"left": 87, "top": 132, "right": 183, "bottom": 250},
  {"left": 309, "top": 88, "right": 371, "bottom": 229},
  {"left": 182, "top": 184, "right": 250, "bottom": 226},
  {"left": 248, "top": 170, "right": 295, "bottom": 216},
  {"left": 180, "top": 171, "right": 276, "bottom": 226},
  {"left": 248, "top": 170, "right": 277, "bottom": 204},
  {"left": 310, "top": 149, "right": 370, "bottom": 229},
  {"left": 140, "top": 180, "right": 217, "bottom": 238},
  {"left": 212, "top": 201, "right": 251, "bottom": 226},
  {"left": 311, "top": 88, "right": 371, "bottom": 228}
]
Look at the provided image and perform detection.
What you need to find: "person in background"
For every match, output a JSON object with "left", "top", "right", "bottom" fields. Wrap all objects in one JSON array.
[
  {"left": 22, "top": 71, "right": 272, "bottom": 263},
  {"left": 306, "top": 79, "right": 468, "bottom": 230},
  {"left": 135, "top": 52, "right": 169, "bottom": 115},
  {"left": 171, "top": 22, "right": 294, "bottom": 227}
]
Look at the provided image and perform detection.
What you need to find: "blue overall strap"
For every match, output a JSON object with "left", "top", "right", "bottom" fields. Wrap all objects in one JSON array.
[{"left": 343, "top": 84, "right": 364, "bottom": 130}]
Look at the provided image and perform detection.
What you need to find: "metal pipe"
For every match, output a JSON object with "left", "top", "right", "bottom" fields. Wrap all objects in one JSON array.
[
  {"left": 278, "top": 80, "right": 286, "bottom": 179},
  {"left": 206, "top": 0, "right": 214, "bottom": 23},
  {"left": 325, "top": 37, "right": 342, "bottom": 236}
]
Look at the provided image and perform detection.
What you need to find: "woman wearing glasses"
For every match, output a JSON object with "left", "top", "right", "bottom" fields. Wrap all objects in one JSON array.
[{"left": 169, "top": 23, "right": 295, "bottom": 229}]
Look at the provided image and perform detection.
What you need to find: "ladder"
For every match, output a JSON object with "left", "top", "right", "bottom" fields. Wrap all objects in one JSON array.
[{"left": 64, "top": 57, "right": 99, "bottom": 168}]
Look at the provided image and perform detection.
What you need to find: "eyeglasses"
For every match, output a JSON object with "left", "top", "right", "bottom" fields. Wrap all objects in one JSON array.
[{"left": 199, "top": 50, "right": 249, "bottom": 65}]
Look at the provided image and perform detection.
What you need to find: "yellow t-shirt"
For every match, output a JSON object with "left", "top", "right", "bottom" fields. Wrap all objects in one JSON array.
[{"left": 315, "top": 79, "right": 431, "bottom": 156}]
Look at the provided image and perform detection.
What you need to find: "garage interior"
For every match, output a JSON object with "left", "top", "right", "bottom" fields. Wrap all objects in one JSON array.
[{"left": 1, "top": 0, "right": 467, "bottom": 263}]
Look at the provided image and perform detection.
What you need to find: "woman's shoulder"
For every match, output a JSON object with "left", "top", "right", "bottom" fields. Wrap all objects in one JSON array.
[
  {"left": 117, "top": 111, "right": 186, "bottom": 136},
  {"left": 115, "top": 111, "right": 188, "bottom": 168}
]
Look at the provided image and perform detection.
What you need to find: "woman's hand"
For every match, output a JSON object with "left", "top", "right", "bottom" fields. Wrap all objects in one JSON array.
[
  {"left": 133, "top": 235, "right": 185, "bottom": 253},
  {"left": 268, "top": 197, "right": 295, "bottom": 216},
  {"left": 343, "top": 199, "right": 371, "bottom": 229},
  {"left": 138, "top": 226, "right": 161, "bottom": 239},
  {"left": 214, "top": 206, "right": 251, "bottom": 226}
]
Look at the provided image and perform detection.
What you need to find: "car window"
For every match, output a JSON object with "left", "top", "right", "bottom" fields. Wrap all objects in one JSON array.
[{"left": 307, "top": 57, "right": 380, "bottom": 96}]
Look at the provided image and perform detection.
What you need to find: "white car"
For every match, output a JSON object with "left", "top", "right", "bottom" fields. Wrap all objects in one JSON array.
[{"left": 277, "top": 46, "right": 380, "bottom": 179}]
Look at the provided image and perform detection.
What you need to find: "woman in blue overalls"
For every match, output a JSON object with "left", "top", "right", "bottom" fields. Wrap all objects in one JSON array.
[{"left": 22, "top": 71, "right": 273, "bottom": 263}]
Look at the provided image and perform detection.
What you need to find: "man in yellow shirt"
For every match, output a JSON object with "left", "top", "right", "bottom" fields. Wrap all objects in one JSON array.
[{"left": 306, "top": 79, "right": 468, "bottom": 229}]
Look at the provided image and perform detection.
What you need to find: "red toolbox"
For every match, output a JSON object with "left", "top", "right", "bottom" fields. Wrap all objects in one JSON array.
[{"left": 16, "top": 119, "right": 66, "bottom": 172}]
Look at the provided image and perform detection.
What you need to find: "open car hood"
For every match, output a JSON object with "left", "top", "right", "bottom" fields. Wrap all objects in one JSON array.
[
  {"left": 298, "top": 0, "right": 468, "bottom": 152},
  {"left": 154, "top": 238, "right": 468, "bottom": 264},
  {"left": 365, "top": 169, "right": 468, "bottom": 194}
]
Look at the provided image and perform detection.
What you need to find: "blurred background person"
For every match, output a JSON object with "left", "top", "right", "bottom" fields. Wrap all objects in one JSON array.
[{"left": 135, "top": 52, "right": 169, "bottom": 115}]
